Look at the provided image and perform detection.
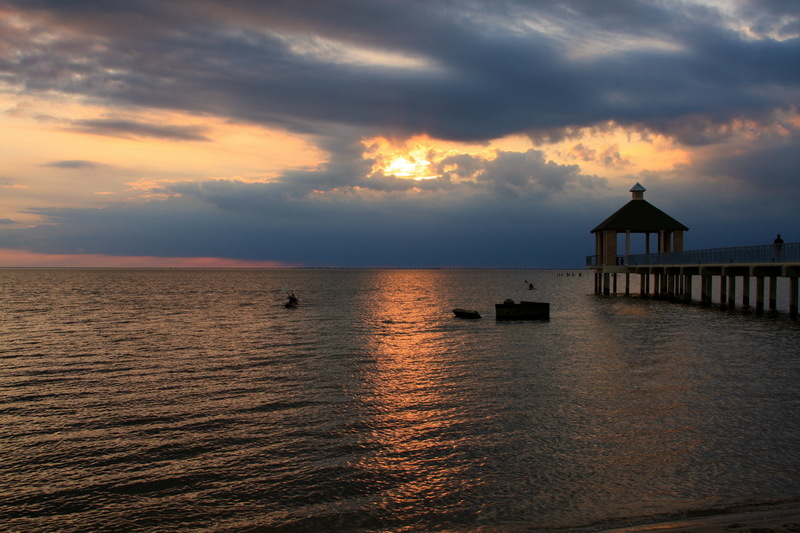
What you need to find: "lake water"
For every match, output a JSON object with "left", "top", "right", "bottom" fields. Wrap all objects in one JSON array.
[{"left": 1, "top": 268, "right": 799, "bottom": 532}]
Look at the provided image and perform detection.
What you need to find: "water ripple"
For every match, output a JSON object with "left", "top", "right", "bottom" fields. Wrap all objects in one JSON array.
[{"left": 1, "top": 269, "right": 799, "bottom": 532}]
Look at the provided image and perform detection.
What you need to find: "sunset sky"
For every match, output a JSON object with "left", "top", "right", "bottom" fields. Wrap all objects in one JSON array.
[{"left": 1, "top": 0, "right": 798, "bottom": 268}]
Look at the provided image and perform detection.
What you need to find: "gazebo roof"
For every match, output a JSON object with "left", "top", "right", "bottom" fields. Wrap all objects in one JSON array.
[{"left": 591, "top": 198, "right": 688, "bottom": 233}]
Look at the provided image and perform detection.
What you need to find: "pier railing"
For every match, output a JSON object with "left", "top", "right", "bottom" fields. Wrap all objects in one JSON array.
[{"left": 586, "top": 242, "right": 799, "bottom": 267}]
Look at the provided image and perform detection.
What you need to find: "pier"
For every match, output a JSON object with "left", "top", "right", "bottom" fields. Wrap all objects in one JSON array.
[{"left": 586, "top": 184, "right": 800, "bottom": 317}]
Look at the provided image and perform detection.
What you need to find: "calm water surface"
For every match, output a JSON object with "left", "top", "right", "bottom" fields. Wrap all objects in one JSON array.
[{"left": 1, "top": 269, "right": 799, "bottom": 532}]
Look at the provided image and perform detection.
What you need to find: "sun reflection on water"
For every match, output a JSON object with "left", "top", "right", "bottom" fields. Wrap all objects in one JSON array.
[{"left": 351, "top": 270, "right": 477, "bottom": 524}]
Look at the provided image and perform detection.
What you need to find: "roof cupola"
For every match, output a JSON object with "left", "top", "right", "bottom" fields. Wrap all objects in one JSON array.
[{"left": 630, "top": 182, "right": 646, "bottom": 200}]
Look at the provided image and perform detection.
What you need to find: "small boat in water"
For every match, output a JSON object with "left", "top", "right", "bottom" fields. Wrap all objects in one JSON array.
[
  {"left": 285, "top": 293, "right": 299, "bottom": 308},
  {"left": 453, "top": 308, "right": 481, "bottom": 319},
  {"left": 495, "top": 299, "right": 549, "bottom": 320}
]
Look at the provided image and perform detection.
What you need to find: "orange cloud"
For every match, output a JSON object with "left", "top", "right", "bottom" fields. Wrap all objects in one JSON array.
[
  {"left": 540, "top": 123, "right": 692, "bottom": 180},
  {"left": 0, "top": 91, "right": 326, "bottom": 223}
]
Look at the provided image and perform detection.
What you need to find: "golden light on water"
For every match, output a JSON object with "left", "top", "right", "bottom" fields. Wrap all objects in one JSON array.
[{"left": 355, "top": 270, "right": 470, "bottom": 511}]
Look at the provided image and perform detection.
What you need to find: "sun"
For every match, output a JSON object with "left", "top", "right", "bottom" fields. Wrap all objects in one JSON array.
[
  {"left": 383, "top": 156, "right": 435, "bottom": 180},
  {"left": 362, "top": 133, "right": 534, "bottom": 182},
  {"left": 365, "top": 136, "right": 439, "bottom": 180}
]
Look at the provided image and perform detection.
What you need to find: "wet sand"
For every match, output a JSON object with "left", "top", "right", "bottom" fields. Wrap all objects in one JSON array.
[{"left": 604, "top": 507, "right": 800, "bottom": 533}]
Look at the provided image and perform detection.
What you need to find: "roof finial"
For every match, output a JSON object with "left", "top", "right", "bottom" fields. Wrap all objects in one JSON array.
[{"left": 630, "top": 182, "right": 646, "bottom": 200}]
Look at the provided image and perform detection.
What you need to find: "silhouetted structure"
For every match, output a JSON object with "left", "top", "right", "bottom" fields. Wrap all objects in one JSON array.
[
  {"left": 589, "top": 183, "right": 688, "bottom": 296},
  {"left": 587, "top": 184, "right": 800, "bottom": 317}
]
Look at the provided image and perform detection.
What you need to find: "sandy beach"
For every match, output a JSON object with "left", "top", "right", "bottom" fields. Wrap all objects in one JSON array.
[{"left": 604, "top": 506, "right": 800, "bottom": 533}]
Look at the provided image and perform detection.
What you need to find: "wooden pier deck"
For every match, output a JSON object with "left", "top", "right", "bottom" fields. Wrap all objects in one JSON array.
[{"left": 587, "top": 242, "right": 800, "bottom": 317}]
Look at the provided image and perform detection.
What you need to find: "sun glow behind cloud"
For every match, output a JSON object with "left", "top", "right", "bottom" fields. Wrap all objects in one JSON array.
[
  {"left": 364, "top": 134, "right": 536, "bottom": 182},
  {"left": 382, "top": 156, "right": 435, "bottom": 180},
  {"left": 363, "top": 126, "right": 696, "bottom": 188}
]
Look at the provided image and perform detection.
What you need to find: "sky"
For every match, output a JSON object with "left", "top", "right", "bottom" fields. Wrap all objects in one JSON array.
[{"left": 0, "top": 0, "right": 798, "bottom": 268}]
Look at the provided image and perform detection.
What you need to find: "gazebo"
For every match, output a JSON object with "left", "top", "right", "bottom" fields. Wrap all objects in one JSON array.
[{"left": 590, "top": 183, "right": 688, "bottom": 294}]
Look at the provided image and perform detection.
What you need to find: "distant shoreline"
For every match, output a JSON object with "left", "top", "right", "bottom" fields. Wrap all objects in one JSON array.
[{"left": 0, "top": 266, "right": 587, "bottom": 271}]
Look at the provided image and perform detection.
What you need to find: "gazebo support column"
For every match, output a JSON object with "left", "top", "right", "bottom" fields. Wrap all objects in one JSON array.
[
  {"left": 728, "top": 275, "right": 736, "bottom": 307},
  {"left": 742, "top": 275, "right": 750, "bottom": 308},
  {"left": 701, "top": 274, "right": 710, "bottom": 304},
  {"left": 769, "top": 276, "right": 777, "bottom": 311},
  {"left": 756, "top": 276, "right": 765, "bottom": 313}
]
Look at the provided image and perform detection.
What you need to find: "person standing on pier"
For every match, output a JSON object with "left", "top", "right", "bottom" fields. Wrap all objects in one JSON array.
[{"left": 773, "top": 234, "right": 784, "bottom": 261}]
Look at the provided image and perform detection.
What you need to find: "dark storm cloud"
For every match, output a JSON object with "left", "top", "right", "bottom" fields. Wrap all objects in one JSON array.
[
  {"left": 741, "top": 0, "right": 800, "bottom": 38},
  {"left": 6, "top": 181, "right": 601, "bottom": 268},
  {"left": 5, "top": 136, "right": 611, "bottom": 267},
  {"left": 69, "top": 119, "right": 210, "bottom": 141},
  {"left": 700, "top": 140, "right": 800, "bottom": 196},
  {"left": 164, "top": 147, "right": 604, "bottom": 213},
  {"left": 3, "top": 151, "right": 795, "bottom": 267},
  {"left": 3, "top": 0, "right": 798, "bottom": 142}
]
